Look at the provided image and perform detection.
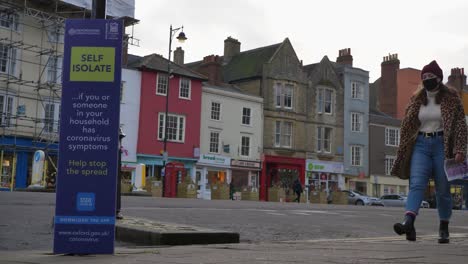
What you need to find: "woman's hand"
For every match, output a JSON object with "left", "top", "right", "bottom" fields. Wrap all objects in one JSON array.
[{"left": 455, "top": 152, "right": 465, "bottom": 163}]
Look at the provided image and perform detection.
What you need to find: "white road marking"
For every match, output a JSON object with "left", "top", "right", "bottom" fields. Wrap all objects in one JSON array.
[
  {"left": 293, "top": 210, "right": 339, "bottom": 215},
  {"left": 267, "top": 212, "right": 286, "bottom": 216},
  {"left": 379, "top": 214, "right": 394, "bottom": 217},
  {"left": 280, "top": 233, "right": 468, "bottom": 244},
  {"left": 292, "top": 212, "right": 310, "bottom": 216}
]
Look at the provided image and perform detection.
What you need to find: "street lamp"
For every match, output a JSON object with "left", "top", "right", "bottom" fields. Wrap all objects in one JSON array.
[{"left": 162, "top": 25, "right": 187, "bottom": 193}]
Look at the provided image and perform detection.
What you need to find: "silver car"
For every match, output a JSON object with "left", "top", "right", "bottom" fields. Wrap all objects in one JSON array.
[
  {"left": 342, "top": 190, "right": 384, "bottom": 206},
  {"left": 380, "top": 194, "right": 429, "bottom": 208}
]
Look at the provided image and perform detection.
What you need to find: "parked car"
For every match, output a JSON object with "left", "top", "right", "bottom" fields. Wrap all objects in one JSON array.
[
  {"left": 341, "top": 190, "right": 384, "bottom": 206},
  {"left": 380, "top": 194, "right": 429, "bottom": 208}
]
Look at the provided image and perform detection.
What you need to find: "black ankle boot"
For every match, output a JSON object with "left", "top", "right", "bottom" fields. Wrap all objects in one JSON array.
[
  {"left": 438, "top": 220, "right": 449, "bottom": 244},
  {"left": 394, "top": 214, "right": 416, "bottom": 241}
]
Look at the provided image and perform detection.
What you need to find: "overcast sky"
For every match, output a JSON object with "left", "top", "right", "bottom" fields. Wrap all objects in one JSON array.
[{"left": 128, "top": 0, "right": 468, "bottom": 82}]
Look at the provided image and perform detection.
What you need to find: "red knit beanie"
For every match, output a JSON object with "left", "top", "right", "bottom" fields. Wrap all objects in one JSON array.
[{"left": 421, "top": 60, "right": 443, "bottom": 80}]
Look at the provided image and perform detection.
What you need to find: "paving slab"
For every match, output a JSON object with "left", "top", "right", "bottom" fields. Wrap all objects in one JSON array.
[{"left": 116, "top": 216, "right": 240, "bottom": 246}]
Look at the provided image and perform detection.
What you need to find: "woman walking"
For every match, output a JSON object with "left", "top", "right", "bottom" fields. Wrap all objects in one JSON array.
[{"left": 391, "top": 60, "right": 467, "bottom": 243}]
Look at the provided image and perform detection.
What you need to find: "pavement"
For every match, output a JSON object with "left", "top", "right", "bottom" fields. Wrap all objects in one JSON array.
[{"left": 2, "top": 192, "right": 468, "bottom": 263}]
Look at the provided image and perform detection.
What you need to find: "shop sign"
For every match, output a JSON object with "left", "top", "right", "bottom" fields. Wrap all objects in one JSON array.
[
  {"left": 54, "top": 19, "right": 122, "bottom": 254},
  {"left": 306, "top": 159, "right": 344, "bottom": 173},
  {"left": 231, "top": 159, "right": 261, "bottom": 169},
  {"left": 198, "top": 154, "right": 231, "bottom": 166}
]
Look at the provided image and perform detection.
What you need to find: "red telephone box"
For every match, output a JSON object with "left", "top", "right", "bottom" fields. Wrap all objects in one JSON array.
[{"left": 164, "top": 162, "right": 186, "bottom": 198}]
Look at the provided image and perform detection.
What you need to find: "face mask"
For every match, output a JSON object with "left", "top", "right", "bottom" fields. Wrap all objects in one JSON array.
[{"left": 423, "top": 78, "right": 439, "bottom": 91}]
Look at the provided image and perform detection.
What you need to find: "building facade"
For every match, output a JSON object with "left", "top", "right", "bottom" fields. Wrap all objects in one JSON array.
[
  {"left": 197, "top": 81, "right": 263, "bottom": 199},
  {"left": 130, "top": 54, "right": 206, "bottom": 191},
  {"left": 0, "top": 2, "right": 65, "bottom": 189},
  {"left": 119, "top": 68, "right": 141, "bottom": 174},
  {"left": 187, "top": 37, "right": 308, "bottom": 201},
  {"left": 336, "top": 49, "right": 370, "bottom": 194},
  {"left": 368, "top": 109, "right": 408, "bottom": 197},
  {"left": 303, "top": 56, "right": 345, "bottom": 193}
]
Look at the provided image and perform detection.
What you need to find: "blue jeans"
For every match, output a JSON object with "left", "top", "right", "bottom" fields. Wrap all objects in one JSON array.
[{"left": 406, "top": 134, "right": 452, "bottom": 220}]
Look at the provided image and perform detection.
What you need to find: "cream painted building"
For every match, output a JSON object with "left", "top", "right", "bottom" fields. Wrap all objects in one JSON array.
[{"left": 196, "top": 83, "right": 263, "bottom": 199}]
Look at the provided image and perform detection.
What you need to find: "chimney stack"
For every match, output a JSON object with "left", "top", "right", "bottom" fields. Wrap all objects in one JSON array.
[
  {"left": 379, "top": 53, "right": 400, "bottom": 117},
  {"left": 173, "top": 47, "right": 184, "bottom": 65},
  {"left": 223, "top": 37, "right": 241, "bottom": 64},
  {"left": 447, "top": 67, "right": 466, "bottom": 93},
  {"left": 336, "top": 48, "right": 353, "bottom": 67},
  {"left": 197, "top": 55, "right": 223, "bottom": 85}
]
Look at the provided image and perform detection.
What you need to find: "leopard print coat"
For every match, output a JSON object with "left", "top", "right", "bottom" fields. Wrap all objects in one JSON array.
[{"left": 390, "top": 86, "right": 467, "bottom": 179}]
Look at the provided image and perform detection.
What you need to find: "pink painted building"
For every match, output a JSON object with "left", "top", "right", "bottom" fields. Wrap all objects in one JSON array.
[{"left": 128, "top": 54, "right": 207, "bottom": 182}]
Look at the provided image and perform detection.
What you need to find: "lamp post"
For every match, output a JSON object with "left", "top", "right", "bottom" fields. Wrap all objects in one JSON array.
[{"left": 162, "top": 25, "right": 187, "bottom": 195}]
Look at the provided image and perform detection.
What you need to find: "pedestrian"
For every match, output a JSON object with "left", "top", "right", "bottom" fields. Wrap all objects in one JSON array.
[
  {"left": 293, "top": 179, "right": 302, "bottom": 203},
  {"left": 464, "top": 184, "right": 468, "bottom": 210},
  {"left": 229, "top": 181, "right": 235, "bottom": 200},
  {"left": 391, "top": 60, "right": 467, "bottom": 243},
  {"left": 327, "top": 187, "right": 333, "bottom": 204}
]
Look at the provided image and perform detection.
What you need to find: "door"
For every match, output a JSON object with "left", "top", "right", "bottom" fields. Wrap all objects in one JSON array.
[
  {"left": 196, "top": 169, "right": 211, "bottom": 200},
  {"left": 196, "top": 169, "right": 203, "bottom": 199}
]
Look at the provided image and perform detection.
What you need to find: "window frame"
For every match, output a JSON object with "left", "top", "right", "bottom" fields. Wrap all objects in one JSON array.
[
  {"left": 210, "top": 101, "right": 221, "bottom": 121},
  {"left": 274, "top": 121, "right": 292, "bottom": 148},
  {"left": 351, "top": 112, "right": 363, "bottom": 133},
  {"left": 240, "top": 135, "right": 251, "bottom": 157},
  {"left": 317, "top": 126, "right": 333, "bottom": 153},
  {"left": 157, "top": 113, "right": 186, "bottom": 143},
  {"left": 242, "top": 107, "right": 251, "bottom": 125},
  {"left": 179, "top": 77, "right": 191, "bottom": 100},
  {"left": 0, "top": 43, "right": 17, "bottom": 76},
  {"left": 283, "top": 84, "right": 293, "bottom": 109},
  {"left": 282, "top": 121, "right": 292, "bottom": 148},
  {"left": 274, "top": 82, "right": 294, "bottom": 110},
  {"left": 351, "top": 145, "right": 363, "bottom": 167},
  {"left": 275, "top": 83, "right": 282, "bottom": 108},
  {"left": 47, "top": 55, "right": 62, "bottom": 84},
  {"left": 156, "top": 73, "right": 168, "bottom": 96},
  {"left": 0, "top": 11, "right": 19, "bottom": 31},
  {"left": 209, "top": 131, "right": 220, "bottom": 154},
  {"left": 275, "top": 120, "right": 281, "bottom": 147},
  {"left": 317, "top": 87, "right": 333, "bottom": 115},
  {"left": 385, "top": 127, "right": 400, "bottom": 147},
  {"left": 43, "top": 101, "right": 60, "bottom": 133},
  {"left": 351, "top": 82, "right": 364, "bottom": 100},
  {"left": 0, "top": 93, "right": 15, "bottom": 127},
  {"left": 385, "top": 155, "right": 396, "bottom": 176}
]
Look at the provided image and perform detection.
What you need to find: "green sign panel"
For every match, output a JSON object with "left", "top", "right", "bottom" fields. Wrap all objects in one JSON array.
[{"left": 70, "top": 47, "right": 115, "bottom": 82}]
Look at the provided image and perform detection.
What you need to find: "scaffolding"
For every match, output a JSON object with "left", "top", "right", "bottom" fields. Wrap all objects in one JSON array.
[{"left": 0, "top": 0, "right": 139, "bottom": 190}]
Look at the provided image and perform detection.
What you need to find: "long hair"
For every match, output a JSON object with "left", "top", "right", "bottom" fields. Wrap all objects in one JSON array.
[{"left": 413, "top": 83, "right": 459, "bottom": 105}]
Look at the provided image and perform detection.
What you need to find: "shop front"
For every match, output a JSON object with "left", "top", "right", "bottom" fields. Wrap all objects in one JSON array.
[
  {"left": 0, "top": 136, "right": 58, "bottom": 190},
  {"left": 137, "top": 154, "right": 197, "bottom": 196},
  {"left": 306, "top": 159, "right": 345, "bottom": 193},
  {"left": 196, "top": 154, "right": 231, "bottom": 200},
  {"left": 260, "top": 155, "right": 305, "bottom": 201},
  {"left": 369, "top": 175, "right": 409, "bottom": 198},
  {"left": 230, "top": 159, "right": 261, "bottom": 200}
]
